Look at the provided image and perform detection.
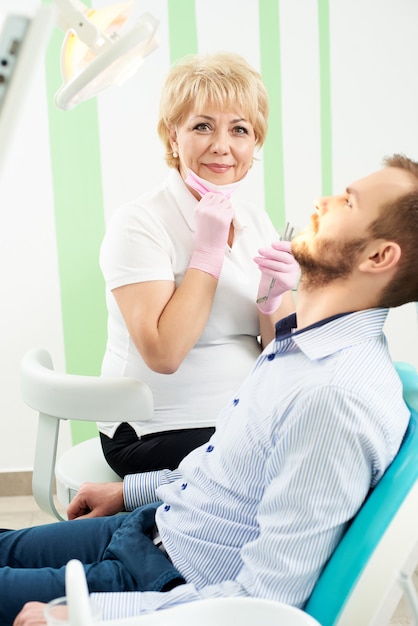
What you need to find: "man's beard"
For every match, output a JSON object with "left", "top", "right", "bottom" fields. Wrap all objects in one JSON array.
[{"left": 292, "top": 223, "right": 369, "bottom": 291}]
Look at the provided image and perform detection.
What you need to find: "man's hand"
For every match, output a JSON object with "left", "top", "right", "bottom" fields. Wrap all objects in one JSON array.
[
  {"left": 67, "top": 481, "right": 124, "bottom": 520},
  {"left": 13, "top": 602, "right": 47, "bottom": 626}
]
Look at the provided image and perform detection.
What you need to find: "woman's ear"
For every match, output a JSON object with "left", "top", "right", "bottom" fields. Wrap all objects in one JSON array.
[
  {"left": 359, "top": 240, "right": 401, "bottom": 274},
  {"left": 169, "top": 126, "right": 178, "bottom": 152}
]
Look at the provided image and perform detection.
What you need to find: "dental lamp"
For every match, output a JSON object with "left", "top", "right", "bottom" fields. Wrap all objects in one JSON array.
[
  {"left": 53, "top": 0, "right": 159, "bottom": 110},
  {"left": 0, "top": 1, "right": 159, "bottom": 171}
]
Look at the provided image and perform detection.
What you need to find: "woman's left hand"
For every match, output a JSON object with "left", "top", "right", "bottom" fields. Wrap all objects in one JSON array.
[{"left": 254, "top": 240, "right": 300, "bottom": 314}]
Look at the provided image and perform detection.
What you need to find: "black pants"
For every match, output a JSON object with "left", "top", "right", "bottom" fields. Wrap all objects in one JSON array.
[{"left": 100, "top": 423, "right": 215, "bottom": 478}]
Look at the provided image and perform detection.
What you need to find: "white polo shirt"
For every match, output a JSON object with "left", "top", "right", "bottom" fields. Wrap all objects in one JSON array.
[{"left": 98, "top": 169, "right": 278, "bottom": 438}]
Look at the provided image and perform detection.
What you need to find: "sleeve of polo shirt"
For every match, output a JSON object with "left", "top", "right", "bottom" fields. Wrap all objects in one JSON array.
[
  {"left": 123, "top": 469, "right": 183, "bottom": 510},
  {"left": 100, "top": 203, "right": 175, "bottom": 291}
]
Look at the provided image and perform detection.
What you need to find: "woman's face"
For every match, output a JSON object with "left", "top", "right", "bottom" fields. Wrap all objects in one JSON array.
[{"left": 169, "top": 105, "right": 256, "bottom": 190}]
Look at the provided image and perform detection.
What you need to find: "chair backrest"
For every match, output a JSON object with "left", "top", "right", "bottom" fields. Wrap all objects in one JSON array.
[
  {"left": 20, "top": 347, "right": 154, "bottom": 520},
  {"left": 305, "top": 361, "right": 418, "bottom": 626}
]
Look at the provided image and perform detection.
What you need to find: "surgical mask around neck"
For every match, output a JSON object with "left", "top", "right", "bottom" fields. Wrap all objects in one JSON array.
[{"left": 184, "top": 168, "right": 245, "bottom": 199}]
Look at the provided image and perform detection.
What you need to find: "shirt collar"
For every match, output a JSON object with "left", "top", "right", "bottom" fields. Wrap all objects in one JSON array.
[
  {"left": 275, "top": 311, "right": 350, "bottom": 338},
  {"left": 275, "top": 308, "right": 389, "bottom": 360},
  {"left": 167, "top": 169, "right": 198, "bottom": 230}
]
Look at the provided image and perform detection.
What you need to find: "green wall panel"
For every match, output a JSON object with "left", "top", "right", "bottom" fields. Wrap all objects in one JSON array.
[{"left": 43, "top": 0, "right": 107, "bottom": 444}]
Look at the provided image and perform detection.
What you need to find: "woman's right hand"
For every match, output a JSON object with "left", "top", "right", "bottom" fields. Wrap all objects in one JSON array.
[
  {"left": 67, "top": 482, "right": 124, "bottom": 520},
  {"left": 188, "top": 192, "right": 234, "bottom": 278},
  {"left": 111, "top": 193, "right": 233, "bottom": 374}
]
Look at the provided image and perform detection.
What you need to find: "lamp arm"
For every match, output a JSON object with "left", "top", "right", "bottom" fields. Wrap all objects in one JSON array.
[{"left": 53, "top": 0, "right": 113, "bottom": 52}]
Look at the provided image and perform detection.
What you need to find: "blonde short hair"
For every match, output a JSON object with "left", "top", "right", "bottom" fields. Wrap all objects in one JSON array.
[{"left": 157, "top": 52, "right": 269, "bottom": 169}]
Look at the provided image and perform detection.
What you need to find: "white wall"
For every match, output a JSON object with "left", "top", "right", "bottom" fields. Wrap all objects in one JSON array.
[{"left": 1, "top": 0, "right": 417, "bottom": 474}]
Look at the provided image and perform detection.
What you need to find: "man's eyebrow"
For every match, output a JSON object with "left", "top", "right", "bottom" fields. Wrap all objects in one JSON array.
[{"left": 346, "top": 186, "right": 360, "bottom": 201}]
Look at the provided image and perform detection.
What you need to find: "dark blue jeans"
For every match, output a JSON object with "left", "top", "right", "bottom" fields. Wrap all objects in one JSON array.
[{"left": 0, "top": 503, "right": 184, "bottom": 626}]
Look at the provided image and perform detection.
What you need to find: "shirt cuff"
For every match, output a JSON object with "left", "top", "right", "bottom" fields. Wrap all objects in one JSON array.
[
  {"left": 123, "top": 469, "right": 183, "bottom": 511},
  {"left": 90, "top": 591, "right": 142, "bottom": 620}
]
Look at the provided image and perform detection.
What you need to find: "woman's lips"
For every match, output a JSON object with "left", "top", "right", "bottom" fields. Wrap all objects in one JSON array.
[{"left": 203, "top": 163, "right": 233, "bottom": 174}]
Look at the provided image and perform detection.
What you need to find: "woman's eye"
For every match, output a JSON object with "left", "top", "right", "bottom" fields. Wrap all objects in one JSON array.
[
  {"left": 345, "top": 198, "right": 353, "bottom": 208},
  {"left": 233, "top": 126, "right": 248, "bottom": 135},
  {"left": 193, "top": 123, "right": 211, "bottom": 131}
]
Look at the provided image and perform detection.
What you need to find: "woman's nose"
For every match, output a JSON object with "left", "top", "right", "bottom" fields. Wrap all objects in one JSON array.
[{"left": 210, "top": 130, "right": 230, "bottom": 154}]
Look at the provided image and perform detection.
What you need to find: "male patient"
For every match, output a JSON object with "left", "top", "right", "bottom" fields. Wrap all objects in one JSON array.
[{"left": 7, "top": 154, "right": 418, "bottom": 626}]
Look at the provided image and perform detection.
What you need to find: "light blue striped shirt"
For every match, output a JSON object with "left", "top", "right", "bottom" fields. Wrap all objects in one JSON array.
[{"left": 93, "top": 308, "right": 410, "bottom": 619}]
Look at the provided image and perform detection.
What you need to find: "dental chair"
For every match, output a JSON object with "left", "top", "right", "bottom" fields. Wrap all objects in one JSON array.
[{"left": 20, "top": 347, "right": 154, "bottom": 521}]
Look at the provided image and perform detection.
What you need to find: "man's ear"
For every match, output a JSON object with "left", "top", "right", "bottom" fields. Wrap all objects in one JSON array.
[{"left": 359, "top": 240, "right": 401, "bottom": 274}]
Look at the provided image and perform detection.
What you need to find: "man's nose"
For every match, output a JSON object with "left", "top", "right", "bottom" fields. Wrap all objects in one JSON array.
[
  {"left": 314, "top": 197, "right": 327, "bottom": 214},
  {"left": 315, "top": 195, "right": 335, "bottom": 214}
]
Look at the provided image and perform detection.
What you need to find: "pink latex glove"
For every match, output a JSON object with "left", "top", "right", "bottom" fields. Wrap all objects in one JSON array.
[
  {"left": 254, "top": 240, "right": 300, "bottom": 314},
  {"left": 189, "top": 192, "right": 234, "bottom": 279}
]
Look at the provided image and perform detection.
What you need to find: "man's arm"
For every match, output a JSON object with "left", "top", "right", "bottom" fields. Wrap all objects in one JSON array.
[{"left": 67, "top": 469, "right": 183, "bottom": 519}]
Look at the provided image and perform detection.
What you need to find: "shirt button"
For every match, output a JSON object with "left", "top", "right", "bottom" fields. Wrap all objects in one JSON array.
[
  {"left": 206, "top": 445, "right": 214, "bottom": 453},
  {"left": 164, "top": 504, "right": 171, "bottom": 512},
  {"left": 267, "top": 353, "right": 275, "bottom": 361},
  {"left": 233, "top": 398, "right": 239, "bottom": 406},
  {"left": 181, "top": 483, "right": 187, "bottom": 490}
]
